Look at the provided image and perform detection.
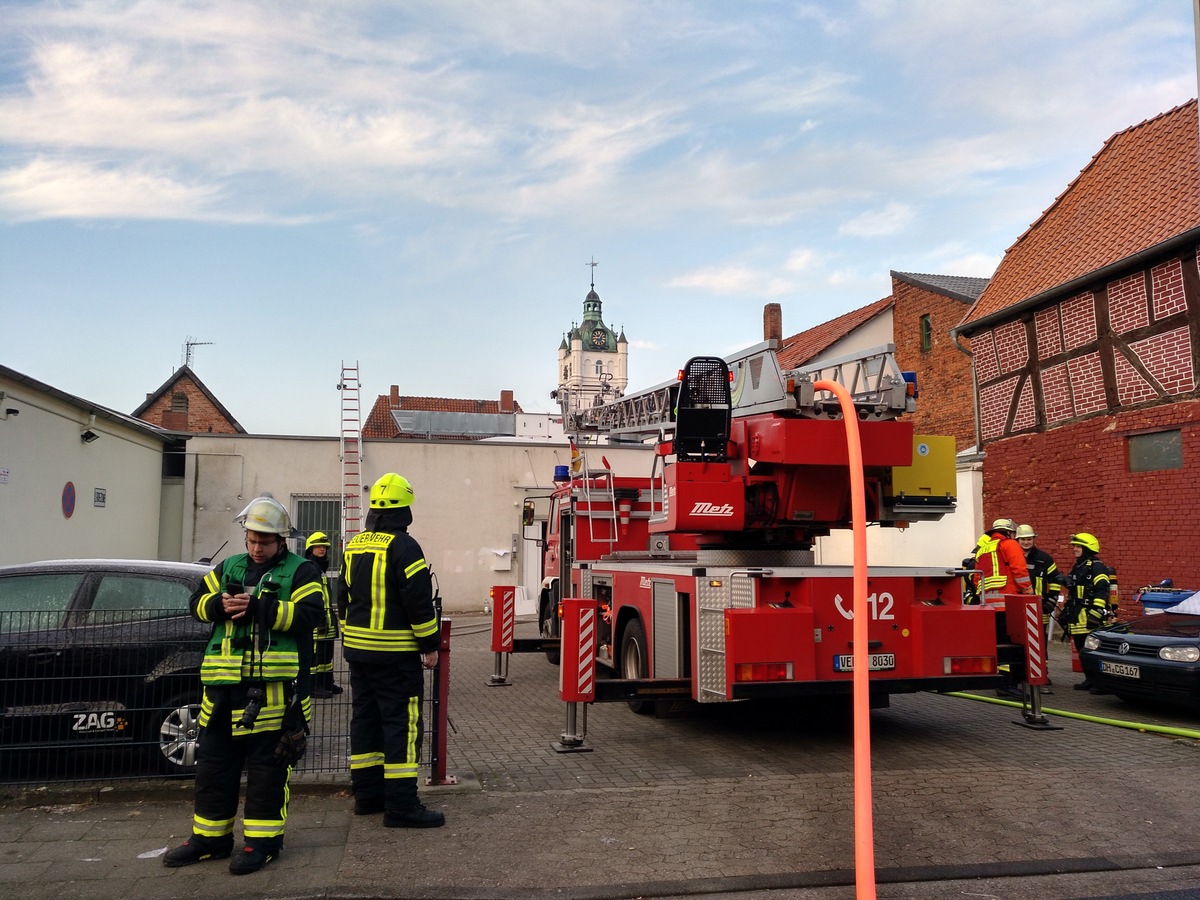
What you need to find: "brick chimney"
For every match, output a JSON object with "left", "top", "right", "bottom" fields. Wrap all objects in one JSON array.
[
  {"left": 764, "top": 303, "right": 782, "bottom": 342},
  {"left": 499, "top": 390, "right": 514, "bottom": 413},
  {"left": 390, "top": 385, "right": 399, "bottom": 407}
]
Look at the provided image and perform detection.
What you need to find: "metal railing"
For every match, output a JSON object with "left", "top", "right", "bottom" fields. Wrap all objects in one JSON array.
[{"left": 0, "top": 609, "right": 453, "bottom": 786}]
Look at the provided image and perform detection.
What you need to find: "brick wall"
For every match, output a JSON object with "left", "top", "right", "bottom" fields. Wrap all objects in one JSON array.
[
  {"left": 137, "top": 375, "right": 240, "bottom": 434},
  {"left": 890, "top": 279, "right": 976, "bottom": 451},
  {"left": 981, "top": 401, "right": 1200, "bottom": 615}
]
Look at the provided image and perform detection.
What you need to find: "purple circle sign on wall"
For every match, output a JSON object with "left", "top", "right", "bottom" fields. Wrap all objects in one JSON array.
[{"left": 62, "top": 481, "right": 76, "bottom": 519}]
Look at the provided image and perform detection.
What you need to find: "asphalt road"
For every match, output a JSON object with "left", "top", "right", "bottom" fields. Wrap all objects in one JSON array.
[{"left": 1, "top": 615, "right": 1198, "bottom": 900}]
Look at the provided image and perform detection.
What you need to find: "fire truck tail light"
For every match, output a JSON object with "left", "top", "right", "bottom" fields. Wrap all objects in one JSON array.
[
  {"left": 734, "top": 662, "right": 793, "bottom": 683},
  {"left": 944, "top": 656, "right": 996, "bottom": 675}
]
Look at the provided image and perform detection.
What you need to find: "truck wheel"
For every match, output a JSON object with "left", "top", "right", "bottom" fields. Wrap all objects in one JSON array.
[
  {"left": 148, "top": 693, "right": 202, "bottom": 776},
  {"left": 540, "top": 597, "right": 561, "bottom": 666},
  {"left": 620, "top": 619, "right": 653, "bottom": 714}
]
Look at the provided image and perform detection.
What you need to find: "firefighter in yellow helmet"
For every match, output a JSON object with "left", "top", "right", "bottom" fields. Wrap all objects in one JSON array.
[
  {"left": 304, "top": 532, "right": 342, "bottom": 698},
  {"left": 164, "top": 495, "right": 324, "bottom": 875},
  {"left": 1061, "top": 531, "right": 1112, "bottom": 693},
  {"left": 337, "top": 474, "right": 444, "bottom": 828}
]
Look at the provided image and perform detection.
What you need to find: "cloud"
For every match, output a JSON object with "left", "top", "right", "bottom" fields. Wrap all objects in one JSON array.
[{"left": 838, "top": 202, "right": 914, "bottom": 238}]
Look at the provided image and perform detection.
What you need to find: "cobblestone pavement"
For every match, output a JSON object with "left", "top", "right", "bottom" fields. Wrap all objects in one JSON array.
[{"left": 1, "top": 616, "right": 1198, "bottom": 899}]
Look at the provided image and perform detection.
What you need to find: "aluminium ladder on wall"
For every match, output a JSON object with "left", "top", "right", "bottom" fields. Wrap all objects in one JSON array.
[{"left": 339, "top": 362, "right": 363, "bottom": 547}]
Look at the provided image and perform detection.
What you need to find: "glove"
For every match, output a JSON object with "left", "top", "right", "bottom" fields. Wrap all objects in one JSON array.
[{"left": 272, "top": 724, "right": 308, "bottom": 767}]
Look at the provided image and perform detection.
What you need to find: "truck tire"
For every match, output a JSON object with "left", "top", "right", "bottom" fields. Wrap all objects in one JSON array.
[
  {"left": 620, "top": 619, "right": 653, "bottom": 714},
  {"left": 540, "top": 593, "right": 561, "bottom": 666}
]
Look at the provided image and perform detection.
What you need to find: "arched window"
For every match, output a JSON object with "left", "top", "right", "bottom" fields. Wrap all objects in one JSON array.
[
  {"left": 594, "top": 360, "right": 605, "bottom": 377},
  {"left": 919, "top": 314, "right": 932, "bottom": 352}
]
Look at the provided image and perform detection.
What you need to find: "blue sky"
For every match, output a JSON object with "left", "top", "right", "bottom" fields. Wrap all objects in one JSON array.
[{"left": 1, "top": 1, "right": 1196, "bottom": 435}]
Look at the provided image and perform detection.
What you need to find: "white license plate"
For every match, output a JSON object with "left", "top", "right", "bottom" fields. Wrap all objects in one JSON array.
[
  {"left": 834, "top": 653, "right": 895, "bottom": 672},
  {"left": 1101, "top": 661, "right": 1140, "bottom": 679}
]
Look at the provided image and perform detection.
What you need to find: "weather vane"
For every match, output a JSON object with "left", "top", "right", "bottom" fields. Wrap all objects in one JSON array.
[{"left": 587, "top": 256, "right": 599, "bottom": 289}]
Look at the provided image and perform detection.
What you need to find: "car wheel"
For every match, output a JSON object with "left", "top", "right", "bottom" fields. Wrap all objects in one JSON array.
[
  {"left": 620, "top": 619, "right": 653, "bottom": 715},
  {"left": 149, "top": 693, "right": 202, "bottom": 775}
]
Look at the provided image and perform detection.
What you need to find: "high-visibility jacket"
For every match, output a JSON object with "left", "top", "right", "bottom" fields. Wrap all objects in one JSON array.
[
  {"left": 191, "top": 551, "right": 324, "bottom": 732},
  {"left": 974, "top": 531, "right": 1032, "bottom": 602},
  {"left": 1065, "top": 555, "right": 1111, "bottom": 636},
  {"left": 338, "top": 528, "right": 440, "bottom": 660}
]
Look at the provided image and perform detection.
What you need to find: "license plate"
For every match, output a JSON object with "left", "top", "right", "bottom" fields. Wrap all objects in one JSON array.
[
  {"left": 834, "top": 653, "right": 895, "bottom": 672},
  {"left": 1100, "top": 661, "right": 1140, "bottom": 679}
]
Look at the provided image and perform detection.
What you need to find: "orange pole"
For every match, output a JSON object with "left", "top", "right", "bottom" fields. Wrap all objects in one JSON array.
[{"left": 814, "top": 379, "right": 875, "bottom": 899}]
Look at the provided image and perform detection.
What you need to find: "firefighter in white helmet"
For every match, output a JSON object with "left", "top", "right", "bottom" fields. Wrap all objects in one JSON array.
[
  {"left": 338, "top": 474, "right": 444, "bottom": 828},
  {"left": 1015, "top": 525, "right": 1063, "bottom": 646},
  {"left": 164, "top": 495, "right": 324, "bottom": 875},
  {"left": 973, "top": 518, "right": 1032, "bottom": 603}
]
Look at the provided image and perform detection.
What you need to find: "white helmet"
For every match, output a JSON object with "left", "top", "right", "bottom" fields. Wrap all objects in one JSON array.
[
  {"left": 235, "top": 496, "right": 292, "bottom": 536},
  {"left": 1015, "top": 524, "right": 1036, "bottom": 539}
]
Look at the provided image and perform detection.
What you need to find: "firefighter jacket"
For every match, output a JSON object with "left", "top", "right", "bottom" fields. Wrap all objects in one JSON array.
[
  {"left": 974, "top": 531, "right": 1032, "bottom": 602},
  {"left": 1023, "top": 546, "right": 1062, "bottom": 623},
  {"left": 338, "top": 525, "right": 440, "bottom": 662},
  {"left": 304, "top": 548, "right": 338, "bottom": 639},
  {"left": 1064, "top": 553, "right": 1111, "bottom": 636},
  {"left": 191, "top": 550, "right": 324, "bottom": 734}
]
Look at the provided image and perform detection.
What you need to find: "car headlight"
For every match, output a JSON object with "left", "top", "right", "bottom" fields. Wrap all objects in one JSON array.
[
  {"left": 1159, "top": 646, "right": 1200, "bottom": 663},
  {"left": 1083, "top": 634, "right": 1101, "bottom": 651}
]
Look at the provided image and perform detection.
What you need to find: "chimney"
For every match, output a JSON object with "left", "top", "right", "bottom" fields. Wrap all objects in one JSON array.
[
  {"left": 500, "top": 390, "right": 514, "bottom": 413},
  {"left": 390, "top": 385, "right": 399, "bottom": 407},
  {"left": 764, "top": 303, "right": 782, "bottom": 342}
]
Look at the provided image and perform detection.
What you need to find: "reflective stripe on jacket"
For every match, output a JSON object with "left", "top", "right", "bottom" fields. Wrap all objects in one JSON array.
[{"left": 340, "top": 529, "right": 440, "bottom": 657}]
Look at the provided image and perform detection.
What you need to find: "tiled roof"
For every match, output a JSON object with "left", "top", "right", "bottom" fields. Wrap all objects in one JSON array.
[
  {"left": 891, "top": 271, "right": 988, "bottom": 303},
  {"left": 363, "top": 393, "right": 524, "bottom": 440},
  {"left": 960, "top": 99, "right": 1200, "bottom": 329},
  {"left": 777, "top": 295, "right": 894, "bottom": 369}
]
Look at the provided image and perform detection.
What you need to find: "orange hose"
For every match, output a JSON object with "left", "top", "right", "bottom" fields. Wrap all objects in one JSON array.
[{"left": 814, "top": 379, "right": 875, "bottom": 899}]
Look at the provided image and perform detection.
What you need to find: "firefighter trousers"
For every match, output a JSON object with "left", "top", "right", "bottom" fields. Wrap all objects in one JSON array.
[
  {"left": 191, "top": 708, "right": 290, "bottom": 850},
  {"left": 347, "top": 658, "right": 424, "bottom": 812}
]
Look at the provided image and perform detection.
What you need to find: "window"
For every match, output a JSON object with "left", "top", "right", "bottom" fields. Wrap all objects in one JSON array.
[
  {"left": 170, "top": 391, "right": 189, "bottom": 413},
  {"left": 89, "top": 575, "right": 194, "bottom": 624},
  {"left": 0, "top": 573, "right": 83, "bottom": 632},
  {"left": 920, "top": 314, "right": 932, "bottom": 352},
  {"left": 594, "top": 360, "right": 605, "bottom": 377},
  {"left": 1128, "top": 429, "right": 1183, "bottom": 472},
  {"left": 294, "top": 495, "right": 343, "bottom": 571}
]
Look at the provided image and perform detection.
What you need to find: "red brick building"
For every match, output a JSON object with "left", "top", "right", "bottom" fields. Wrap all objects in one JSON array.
[
  {"left": 133, "top": 366, "right": 245, "bottom": 434},
  {"left": 364, "top": 386, "right": 523, "bottom": 440},
  {"left": 953, "top": 99, "right": 1200, "bottom": 606}
]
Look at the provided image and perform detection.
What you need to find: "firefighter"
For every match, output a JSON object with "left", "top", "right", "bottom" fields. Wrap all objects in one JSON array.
[
  {"left": 974, "top": 518, "right": 1033, "bottom": 602},
  {"left": 1015, "top": 524, "right": 1062, "bottom": 644},
  {"left": 975, "top": 518, "right": 1032, "bottom": 699},
  {"left": 1061, "top": 531, "right": 1112, "bottom": 693},
  {"left": 304, "top": 531, "right": 342, "bottom": 698},
  {"left": 164, "top": 496, "right": 324, "bottom": 875},
  {"left": 337, "top": 473, "right": 445, "bottom": 828}
]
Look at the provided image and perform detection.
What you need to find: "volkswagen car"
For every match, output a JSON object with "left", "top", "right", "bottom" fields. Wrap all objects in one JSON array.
[
  {"left": 0, "top": 559, "right": 210, "bottom": 777},
  {"left": 1080, "top": 597, "right": 1200, "bottom": 708}
]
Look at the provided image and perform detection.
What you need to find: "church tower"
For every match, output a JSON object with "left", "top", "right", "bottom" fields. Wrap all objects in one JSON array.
[{"left": 556, "top": 263, "right": 628, "bottom": 418}]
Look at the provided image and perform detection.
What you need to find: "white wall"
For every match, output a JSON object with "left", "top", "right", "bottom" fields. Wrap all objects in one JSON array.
[
  {"left": 813, "top": 455, "right": 984, "bottom": 569},
  {"left": 0, "top": 379, "right": 165, "bottom": 564},
  {"left": 181, "top": 434, "right": 659, "bottom": 613}
]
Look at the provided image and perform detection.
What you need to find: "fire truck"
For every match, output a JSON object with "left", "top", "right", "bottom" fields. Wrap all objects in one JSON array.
[{"left": 513, "top": 339, "right": 1036, "bottom": 715}]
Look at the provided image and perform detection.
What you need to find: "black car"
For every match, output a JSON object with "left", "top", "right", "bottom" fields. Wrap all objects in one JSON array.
[
  {"left": 0, "top": 559, "right": 211, "bottom": 776},
  {"left": 1080, "top": 603, "right": 1200, "bottom": 708}
]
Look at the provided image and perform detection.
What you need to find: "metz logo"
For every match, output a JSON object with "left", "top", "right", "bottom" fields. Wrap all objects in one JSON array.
[{"left": 690, "top": 501, "right": 734, "bottom": 517}]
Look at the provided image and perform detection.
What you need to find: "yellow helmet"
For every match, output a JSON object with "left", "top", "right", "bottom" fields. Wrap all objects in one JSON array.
[
  {"left": 1014, "top": 524, "right": 1036, "bottom": 539},
  {"left": 991, "top": 518, "right": 1016, "bottom": 534},
  {"left": 305, "top": 531, "right": 331, "bottom": 550},
  {"left": 1070, "top": 532, "right": 1100, "bottom": 553},
  {"left": 236, "top": 496, "right": 292, "bottom": 536},
  {"left": 370, "top": 473, "right": 414, "bottom": 509}
]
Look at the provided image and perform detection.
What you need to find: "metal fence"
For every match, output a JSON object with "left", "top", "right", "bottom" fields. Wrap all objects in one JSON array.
[{"left": 0, "top": 608, "right": 448, "bottom": 786}]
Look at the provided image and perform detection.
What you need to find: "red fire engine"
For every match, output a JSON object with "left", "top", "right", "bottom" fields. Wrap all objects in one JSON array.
[{"left": 500, "top": 340, "right": 1039, "bottom": 719}]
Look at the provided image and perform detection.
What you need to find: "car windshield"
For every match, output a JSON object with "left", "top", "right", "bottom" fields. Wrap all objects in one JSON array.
[
  {"left": 0, "top": 572, "right": 84, "bottom": 632},
  {"left": 1118, "top": 613, "right": 1200, "bottom": 639}
]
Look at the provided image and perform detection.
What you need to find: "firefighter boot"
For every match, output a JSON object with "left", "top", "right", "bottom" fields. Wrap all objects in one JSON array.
[
  {"left": 229, "top": 841, "right": 281, "bottom": 875},
  {"left": 384, "top": 803, "right": 445, "bottom": 828},
  {"left": 162, "top": 835, "right": 233, "bottom": 868}
]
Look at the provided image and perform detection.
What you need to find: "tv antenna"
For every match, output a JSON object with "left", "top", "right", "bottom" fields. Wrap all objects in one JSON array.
[{"left": 183, "top": 337, "right": 213, "bottom": 368}]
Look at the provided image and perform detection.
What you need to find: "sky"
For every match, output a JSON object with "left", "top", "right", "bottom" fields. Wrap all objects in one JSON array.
[{"left": 1, "top": 1, "right": 1197, "bottom": 436}]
